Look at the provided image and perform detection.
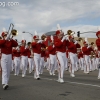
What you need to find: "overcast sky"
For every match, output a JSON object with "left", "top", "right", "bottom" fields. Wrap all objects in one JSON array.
[{"left": 0, "top": 0, "right": 100, "bottom": 42}]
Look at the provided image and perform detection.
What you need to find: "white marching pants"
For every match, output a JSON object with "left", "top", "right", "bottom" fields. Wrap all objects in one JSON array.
[
  {"left": 89, "top": 55, "right": 92, "bottom": 71},
  {"left": 79, "top": 58, "right": 84, "bottom": 70},
  {"left": 34, "top": 53, "right": 41, "bottom": 78},
  {"left": 1, "top": 54, "right": 12, "bottom": 85},
  {"left": 40, "top": 57, "right": 44, "bottom": 74},
  {"left": 14, "top": 57, "right": 20, "bottom": 75},
  {"left": 12, "top": 60, "right": 14, "bottom": 71},
  {"left": 92, "top": 58, "right": 96, "bottom": 70},
  {"left": 28, "top": 58, "right": 33, "bottom": 73},
  {"left": 21, "top": 56, "right": 28, "bottom": 76},
  {"left": 69, "top": 52, "right": 77, "bottom": 74},
  {"left": 57, "top": 52, "right": 67, "bottom": 79},
  {"left": 95, "top": 58, "right": 99, "bottom": 70},
  {"left": 84, "top": 55, "right": 90, "bottom": 73},
  {"left": 45, "top": 58, "right": 50, "bottom": 70},
  {"left": 75, "top": 54, "right": 79, "bottom": 71},
  {"left": 49, "top": 54, "right": 57, "bottom": 74}
]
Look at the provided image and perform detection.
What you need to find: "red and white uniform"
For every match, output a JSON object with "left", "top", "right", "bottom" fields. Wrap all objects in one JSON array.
[
  {"left": 0, "top": 39, "right": 18, "bottom": 85},
  {"left": 27, "top": 48, "right": 34, "bottom": 73},
  {"left": 48, "top": 45, "right": 57, "bottom": 75},
  {"left": 32, "top": 40, "right": 42, "bottom": 78},
  {"left": 82, "top": 46, "right": 93, "bottom": 73},
  {"left": 12, "top": 47, "right": 21, "bottom": 76},
  {"left": 68, "top": 41, "right": 80, "bottom": 76},
  {"left": 78, "top": 51, "right": 84, "bottom": 70},
  {"left": 95, "top": 31, "right": 100, "bottom": 79},
  {"left": 40, "top": 43, "right": 46, "bottom": 74},
  {"left": 20, "top": 45, "right": 28, "bottom": 77},
  {"left": 55, "top": 38, "right": 69, "bottom": 80},
  {"left": 45, "top": 50, "right": 50, "bottom": 70}
]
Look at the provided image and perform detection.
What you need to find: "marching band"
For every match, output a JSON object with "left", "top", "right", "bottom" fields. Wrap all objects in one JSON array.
[{"left": 0, "top": 24, "right": 100, "bottom": 90}]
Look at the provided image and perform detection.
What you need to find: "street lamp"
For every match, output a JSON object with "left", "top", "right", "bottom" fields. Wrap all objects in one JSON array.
[{"left": 22, "top": 31, "right": 33, "bottom": 36}]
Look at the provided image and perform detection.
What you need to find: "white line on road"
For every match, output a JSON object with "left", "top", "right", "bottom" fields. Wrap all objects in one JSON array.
[{"left": 11, "top": 74, "right": 100, "bottom": 88}]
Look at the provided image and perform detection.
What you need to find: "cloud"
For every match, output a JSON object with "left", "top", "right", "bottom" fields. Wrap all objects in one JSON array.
[{"left": 0, "top": 0, "right": 100, "bottom": 42}]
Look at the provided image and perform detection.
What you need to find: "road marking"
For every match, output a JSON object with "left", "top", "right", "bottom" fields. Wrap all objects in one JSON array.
[{"left": 11, "top": 74, "right": 100, "bottom": 88}]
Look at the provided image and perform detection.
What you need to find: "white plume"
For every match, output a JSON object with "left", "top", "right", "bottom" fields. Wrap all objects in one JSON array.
[
  {"left": 34, "top": 31, "right": 37, "bottom": 35},
  {"left": 98, "top": 26, "right": 100, "bottom": 31},
  {"left": 57, "top": 24, "right": 61, "bottom": 30},
  {"left": 94, "top": 47, "right": 97, "bottom": 50},
  {"left": 50, "top": 35, "right": 53, "bottom": 41},
  {"left": 85, "top": 37, "right": 88, "bottom": 42},
  {"left": 2, "top": 27, "right": 6, "bottom": 32}
]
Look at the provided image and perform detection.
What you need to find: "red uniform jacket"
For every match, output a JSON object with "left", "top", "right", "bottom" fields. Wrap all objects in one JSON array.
[
  {"left": 20, "top": 46, "right": 28, "bottom": 56},
  {"left": 12, "top": 49, "right": 20, "bottom": 57},
  {"left": 54, "top": 39, "right": 69, "bottom": 53},
  {"left": 32, "top": 42, "right": 41, "bottom": 54},
  {"left": 78, "top": 51, "right": 83, "bottom": 59},
  {"left": 82, "top": 46, "right": 93, "bottom": 55},
  {"left": 45, "top": 50, "right": 49, "bottom": 58},
  {"left": 41, "top": 42, "right": 46, "bottom": 57},
  {"left": 68, "top": 42, "right": 80, "bottom": 54},
  {"left": 48, "top": 45, "right": 56, "bottom": 55},
  {"left": 27, "top": 48, "right": 32, "bottom": 58},
  {"left": 0, "top": 39, "right": 18, "bottom": 54},
  {"left": 96, "top": 38, "right": 100, "bottom": 51}
]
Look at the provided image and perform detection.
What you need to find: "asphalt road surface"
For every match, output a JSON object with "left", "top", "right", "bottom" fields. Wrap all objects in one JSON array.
[{"left": 0, "top": 69, "right": 100, "bottom": 100}]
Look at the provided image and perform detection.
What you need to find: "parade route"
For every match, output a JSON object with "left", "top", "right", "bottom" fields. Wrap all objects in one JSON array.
[{"left": 0, "top": 70, "right": 100, "bottom": 100}]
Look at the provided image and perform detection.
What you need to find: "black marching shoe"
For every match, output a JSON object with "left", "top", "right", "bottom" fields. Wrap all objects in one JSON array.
[{"left": 3, "top": 84, "right": 9, "bottom": 90}]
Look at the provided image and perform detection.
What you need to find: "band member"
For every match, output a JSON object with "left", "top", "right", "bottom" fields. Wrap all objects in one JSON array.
[
  {"left": 12, "top": 45, "right": 21, "bottom": 76},
  {"left": 54, "top": 30, "right": 69, "bottom": 83},
  {"left": 68, "top": 36, "right": 80, "bottom": 77},
  {"left": 95, "top": 31, "right": 100, "bottom": 79},
  {"left": 48, "top": 40, "right": 57, "bottom": 76},
  {"left": 20, "top": 40, "right": 28, "bottom": 77},
  {"left": 94, "top": 47, "right": 99, "bottom": 70},
  {"left": 78, "top": 48, "right": 84, "bottom": 71},
  {"left": 45, "top": 48, "right": 50, "bottom": 71},
  {"left": 27, "top": 42, "right": 34, "bottom": 74},
  {"left": 31, "top": 31, "right": 43, "bottom": 80},
  {"left": 82, "top": 41, "right": 93, "bottom": 74},
  {"left": 39, "top": 35, "right": 46, "bottom": 74},
  {"left": 0, "top": 31, "right": 18, "bottom": 90}
]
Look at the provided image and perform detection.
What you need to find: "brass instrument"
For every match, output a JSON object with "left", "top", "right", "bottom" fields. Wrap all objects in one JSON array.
[
  {"left": 41, "top": 34, "right": 47, "bottom": 40},
  {"left": 90, "top": 51, "right": 96, "bottom": 59},
  {"left": 77, "top": 37, "right": 83, "bottom": 42},
  {"left": 11, "top": 29, "right": 18, "bottom": 36},
  {"left": 91, "top": 42, "right": 94, "bottom": 46},
  {"left": 67, "top": 30, "right": 75, "bottom": 36},
  {"left": 8, "top": 23, "right": 18, "bottom": 38}
]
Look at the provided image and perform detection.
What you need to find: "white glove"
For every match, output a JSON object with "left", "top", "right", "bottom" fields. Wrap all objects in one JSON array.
[
  {"left": 5, "top": 33, "right": 11, "bottom": 40},
  {"left": 16, "top": 46, "right": 19, "bottom": 50},
  {"left": 87, "top": 45, "right": 91, "bottom": 49},
  {"left": 61, "top": 36, "right": 66, "bottom": 42},
  {"left": 66, "top": 36, "right": 69, "bottom": 41},
  {"left": 25, "top": 45, "right": 28, "bottom": 49},
  {"left": 37, "top": 40, "right": 43, "bottom": 43},
  {"left": 74, "top": 41, "right": 78, "bottom": 44},
  {"left": 50, "top": 35, "right": 53, "bottom": 41},
  {"left": 53, "top": 45, "right": 55, "bottom": 48}
]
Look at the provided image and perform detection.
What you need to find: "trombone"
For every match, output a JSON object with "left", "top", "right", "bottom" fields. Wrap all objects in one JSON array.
[{"left": 7, "top": 23, "right": 18, "bottom": 39}]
